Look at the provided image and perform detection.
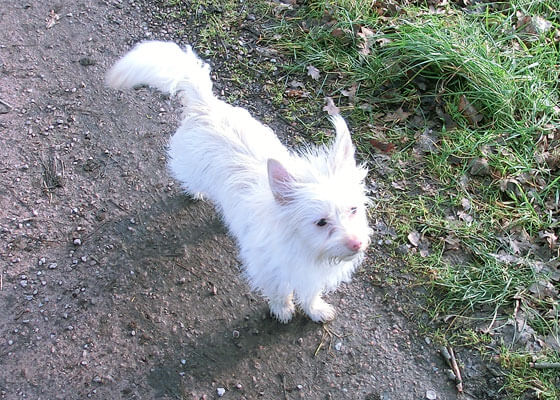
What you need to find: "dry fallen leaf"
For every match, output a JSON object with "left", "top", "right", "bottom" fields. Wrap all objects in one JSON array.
[
  {"left": 457, "top": 210, "right": 473, "bottom": 224},
  {"left": 288, "top": 80, "right": 305, "bottom": 89},
  {"left": 443, "top": 234, "right": 461, "bottom": 250},
  {"left": 340, "top": 84, "right": 357, "bottom": 102},
  {"left": 357, "top": 26, "right": 375, "bottom": 56},
  {"left": 331, "top": 28, "right": 345, "bottom": 38},
  {"left": 46, "top": 10, "right": 60, "bottom": 29},
  {"left": 369, "top": 138, "right": 395, "bottom": 154},
  {"left": 307, "top": 65, "right": 320, "bottom": 80},
  {"left": 323, "top": 97, "right": 340, "bottom": 116},
  {"left": 383, "top": 107, "right": 411, "bottom": 123},
  {"left": 458, "top": 95, "right": 483, "bottom": 126},
  {"left": 539, "top": 231, "right": 558, "bottom": 249},
  {"left": 285, "top": 89, "right": 309, "bottom": 98}
]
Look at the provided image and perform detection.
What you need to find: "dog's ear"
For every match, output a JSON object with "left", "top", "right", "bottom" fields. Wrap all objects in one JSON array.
[
  {"left": 267, "top": 159, "right": 295, "bottom": 204},
  {"left": 328, "top": 114, "right": 356, "bottom": 171}
]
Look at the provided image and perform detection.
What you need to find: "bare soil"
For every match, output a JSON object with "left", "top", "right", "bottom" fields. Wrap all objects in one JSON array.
[{"left": 0, "top": 1, "right": 503, "bottom": 399}]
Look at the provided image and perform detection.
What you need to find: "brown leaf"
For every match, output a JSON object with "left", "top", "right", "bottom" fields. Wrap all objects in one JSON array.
[
  {"left": 369, "top": 138, "right": 395, "bottom": 154},
  {"left": 323, "top": 97, "right": 340, "bottom": 116},
  {"left": 457, "top": 210, "right": 473, "bottom": 224},
  {"left": 285, "top": 89, "right": 309, "bottom": 98},
  {"left": 383, "top": 107, "right": 411, "bottom": 123},
  {"left": 307, "top": 65, "right": 320, "bottom": 80},
  {"left": 340, "top": 84, "right": 357, "bottom": 102},
  {"left": 443, "top": 234, "right": 461, "bottom": 250},
  {"left": 469, "top": 157, "right": 490, "bottom": 176},
  {"left": 539, "top": 231, "right": 558, "bottom": 249},
  {"left": 357, "top": 26, "right": 375, "bottom": 56},
  {"left": 458, "top": 95, "right": 483, "bottom": 126},
  {"left": 46, "top": 10, "right": 60, "bottom": 29},
  {"left": 331, "top": 28, "right": 345, "bottom": 38},
  {"left": 288, "top": 80, "right": 305, "bottom": 89}
]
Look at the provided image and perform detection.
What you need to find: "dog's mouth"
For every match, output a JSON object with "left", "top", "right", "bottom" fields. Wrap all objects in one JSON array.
[{"left": 326, "top": 251, "right": 363, "bottom": 265}]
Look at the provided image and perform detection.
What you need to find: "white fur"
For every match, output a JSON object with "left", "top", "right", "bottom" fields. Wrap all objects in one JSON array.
[{"left": 106, "top": 41, "right": 372, "bottom": 323}]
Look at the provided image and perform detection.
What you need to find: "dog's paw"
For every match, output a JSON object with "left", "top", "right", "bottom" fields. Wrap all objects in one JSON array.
[
  {"left": 269, "top": 297, "right": 295, "bottom": 324},
  {"left": 191, "top": 192, "right": 206, "bottom": 201},
  {"left": 305, "top": 299, "right": 336, "bottom": 323}
]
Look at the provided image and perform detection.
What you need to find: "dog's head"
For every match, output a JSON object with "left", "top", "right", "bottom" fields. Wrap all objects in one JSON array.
[{"left": 267, "top": 115, "right": 372, "bottom": 262}]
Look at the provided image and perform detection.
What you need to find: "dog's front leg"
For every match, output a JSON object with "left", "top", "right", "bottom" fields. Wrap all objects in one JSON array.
[
  {"left": 299, "top": 292, "right": 336, "bottom": 323},
  {"left": 268, "top": 292, "right": 295, "bottom": 323}
]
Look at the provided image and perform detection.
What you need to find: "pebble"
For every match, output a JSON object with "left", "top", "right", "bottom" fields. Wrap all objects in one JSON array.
[
  {"left": 8, "top": 340, "right": 13, "bottom": 345},
  {"left": 217, "top": 388, "right": 226, "bottom": 397},
  {"left": 426, "top": 389, "right": 437, "bottom": 399},
  {"left": 48, "top": 263, "right": 57, "bottom": 269},
  {"left": 334, "top": 341, "right": 342, "bottom": 351},
  {"left": 180, "top": 359, "right": 186, "bottom": 365},
  {"left": 20, "top": 280, "right": 28, "bottom": 288},
  {"left": 73, "top": 238, "right": 82, "bottom": 246}
]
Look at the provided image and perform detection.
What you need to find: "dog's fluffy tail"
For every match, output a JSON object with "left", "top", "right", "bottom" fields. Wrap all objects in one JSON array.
[{"left": 105, "top": 41, "right": 213, "bottom": 108}]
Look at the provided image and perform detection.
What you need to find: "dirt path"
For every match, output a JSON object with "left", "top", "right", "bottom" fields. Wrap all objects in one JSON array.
[{"left": 0, "top": 1, "right": 500, "bottom": 399}]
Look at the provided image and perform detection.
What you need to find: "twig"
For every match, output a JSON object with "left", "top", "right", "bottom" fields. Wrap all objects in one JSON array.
[
  {"left": 482, "top": 306, "right": 499, "bottom": 334},
  {"left": 0, "top": 98, "right": 13, "bottom": 109},
  {"left": 530, "top": 362, "right": 560, "bottom": 369},
  {"left": 448, "top": 347, "right": 464, "bottom": 393},
  {"left": 440, "top": 346, "right": 463, "bottom": 393},
  {"left": 280, "top": 373, "right": 288, "bottom": 400}
]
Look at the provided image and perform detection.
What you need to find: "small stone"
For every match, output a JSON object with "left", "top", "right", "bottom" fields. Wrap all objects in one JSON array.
[
  {"left": 20, "top": 280, "right": 28, "bottom": 288},
  {"left": 217, "top": 387, "right": 226, "bottom": 397},
  {"left": 180, "top": 359, "right": 186, "bottom": 365},
  {"left": 93, "top": 376, "right": 102, "bottom": 383},
  {"left": 426, "top": 389, "right": 437, "bottom": 399},
  {"left": 334, "top": 341, "right": 342, "bottom": 351},
  {"left": 232, "top": 330, "right": 240, "bottom": 338},
  {"left": 79, "top": 57, "right": 96, "bottom": 66},
  {"left": 296, "top": 384, "right": 303, "bottom": 390},
  {"left": 67, "top": 325, "right": 74, "bottom": 331},
  {"left": 446, "top": 369, "right": 456, "bottom": 381},
  {"left": 48, "top": 263, "right": 57, "bottom": 269},
  {"left": 73, "top": 238, "right": 82, "bottom": 246},
  {"left": 8, "top": 340, "right": 13, "bottom": 345},
  {"left": 130, "top": 330, "right": 136, "bottom": 336}
]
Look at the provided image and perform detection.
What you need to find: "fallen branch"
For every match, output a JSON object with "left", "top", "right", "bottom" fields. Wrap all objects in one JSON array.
[{"left": 530, "top": 362, "right": 560, "bottom": 369}]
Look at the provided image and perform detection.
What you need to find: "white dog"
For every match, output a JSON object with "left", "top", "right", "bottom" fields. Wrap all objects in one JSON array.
[{"left": 106, "top": 41, "right": 372, "bottom": 323}]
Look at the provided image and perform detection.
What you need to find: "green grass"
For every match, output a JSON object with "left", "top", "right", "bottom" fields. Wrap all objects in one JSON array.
[{"left": 266, "top": 0, "right": 560, "bottom": 398}]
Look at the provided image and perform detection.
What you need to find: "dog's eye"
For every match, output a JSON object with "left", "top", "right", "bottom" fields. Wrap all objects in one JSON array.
[
  {"left": 316, "top": 218, "right": 328, "bottom": 227},
  {"left": 350, "top": 207, "right": 357, "bottom": 215}
]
